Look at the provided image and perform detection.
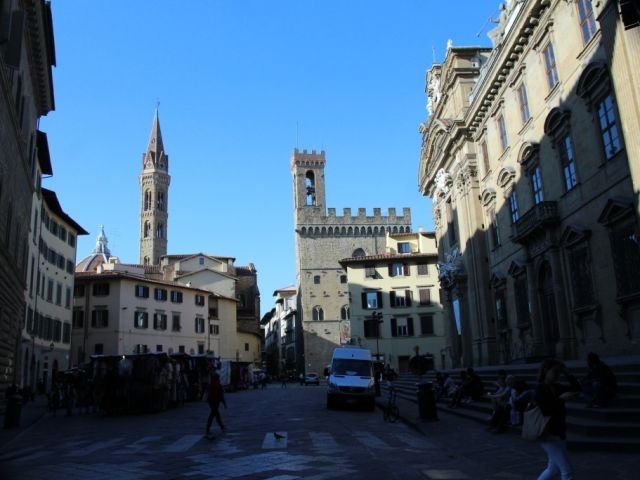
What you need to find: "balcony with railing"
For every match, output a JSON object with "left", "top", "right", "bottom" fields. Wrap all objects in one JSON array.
[{"left": 512, "top": 201, "right": 559, "bottom": 243}]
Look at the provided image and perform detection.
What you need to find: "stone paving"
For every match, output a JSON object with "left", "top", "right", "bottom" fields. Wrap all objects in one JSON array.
[{"left": 0, "top": 383, "right": 638, "bottom": 479}]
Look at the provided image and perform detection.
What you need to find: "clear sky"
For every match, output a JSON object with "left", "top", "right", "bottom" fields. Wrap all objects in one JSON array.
[{"left": 41, "top": 0, "right": 499, "bottom": 316}]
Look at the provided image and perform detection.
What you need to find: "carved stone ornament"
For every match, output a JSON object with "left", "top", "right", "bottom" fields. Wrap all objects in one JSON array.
[
  {"left": 435, "top": 168, "right": 452, "bottom": 195},
  {"left": 436, "top": 247, "right": 464, "bottom": 288}
]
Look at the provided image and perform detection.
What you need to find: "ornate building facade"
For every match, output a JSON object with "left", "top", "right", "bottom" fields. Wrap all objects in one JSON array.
[
  {"left": 292, "top": 149, "right": 412, "bottom": 374},
  {"left": 139, "top": 109, "right": 170, "bottom": 266},
  {"left": 418, "top": 0, "right": 640, "bottom": 367}
]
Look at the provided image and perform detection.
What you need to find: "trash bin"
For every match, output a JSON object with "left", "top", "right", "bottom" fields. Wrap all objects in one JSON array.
[
  {"left": 3, "top": 393, "right": 23, "bottom": 429},
  {"left": 416, "top": 381, "right": 438, "bottom": 421}
]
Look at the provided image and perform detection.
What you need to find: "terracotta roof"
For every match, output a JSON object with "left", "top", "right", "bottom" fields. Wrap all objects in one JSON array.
[
  {"left": 74, "top": 270, "right": 236, "bottom": 300},
  {"left": 76, "top": 253, "right": 109, "bottom": 273},
  {"left": 339, "top": 252, "right": 438, "bottom": 264}
]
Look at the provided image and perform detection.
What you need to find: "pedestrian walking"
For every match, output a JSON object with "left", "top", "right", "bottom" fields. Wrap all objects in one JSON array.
[
  {"left": 205, "top": 372, "right": 227, "bottom": 438},
  {"left": 534, "top": 358, "right": 581, "bottom": 480},
  {"left": 280, "top": 373, "right": 287, "bottom": 388}
]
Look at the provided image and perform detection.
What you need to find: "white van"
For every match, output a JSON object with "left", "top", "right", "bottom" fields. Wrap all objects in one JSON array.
[{"left": 326, "top": 347, "right": 375, "bottom": 410}]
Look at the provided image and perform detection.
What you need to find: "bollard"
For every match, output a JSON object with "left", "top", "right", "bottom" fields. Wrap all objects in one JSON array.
[{"left": 416, "top": 381, "right": 438, "bottom": 421}]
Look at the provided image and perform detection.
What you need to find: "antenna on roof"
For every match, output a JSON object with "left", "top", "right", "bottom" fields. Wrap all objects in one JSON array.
[{"left": 476, "top": 16, "right": 494, "bottom": 37}]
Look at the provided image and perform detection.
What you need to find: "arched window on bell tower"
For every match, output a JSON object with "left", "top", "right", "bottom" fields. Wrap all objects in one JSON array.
[
  {"left": 305, "top": 171, "right": 316, "bottom": 206},
  {"left": 156, "top": 223, "right": 164, "bottom": 239},
  {"left": 157, "top": 191, "right": 165, "bottom": 211},
  {"left": 143, "top": 256, "right": 150, "bottom": 265},
  {"left": 144, "top": 221, "right": 151, "bottom": 238},
  {"left": 144, "top": 190, "right": 151, "bottom": 211}
]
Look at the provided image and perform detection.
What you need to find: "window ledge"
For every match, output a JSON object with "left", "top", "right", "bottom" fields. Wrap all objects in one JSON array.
[
  {"left": 517, "top": 117, "right": 533, "bottom": 136},
  {"left": 497, "top": 146, "right": 511, "bottom": 164},
  {"left": 598, "top": 147, "right": 626, "bottom": 168},
  {"left": 544, "top": 82, "right": 561, "bottom": 102},
  {"left": 576, "top": 31, "right": 601, "bottom": 62}
]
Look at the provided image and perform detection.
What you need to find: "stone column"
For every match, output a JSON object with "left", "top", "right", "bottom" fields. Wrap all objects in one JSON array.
[
  {"left": 549, "top": 246, "right": 576, "bottom": 359},
  {"left": 525, "top": 261, "right": 544, "bottom": 356}
]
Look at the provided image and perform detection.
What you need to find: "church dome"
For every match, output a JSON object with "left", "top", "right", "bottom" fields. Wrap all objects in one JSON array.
[{"left": 76, "top": 225, "right": 112, "bottom": 272}]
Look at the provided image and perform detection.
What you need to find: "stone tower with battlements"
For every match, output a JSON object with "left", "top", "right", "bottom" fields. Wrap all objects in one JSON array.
[
  {"left": 139, "top": 109, "right": 170, "bottom": 265},
  {"left": 291, "top": 148, "right": 412, "bottom": 375}
]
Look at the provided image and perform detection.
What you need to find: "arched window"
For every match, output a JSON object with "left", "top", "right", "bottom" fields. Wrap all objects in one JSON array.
[
  {"left": 341, "top": 305, "right": 350, "bottom": 321},
  {"left": 156, "top": 191, "right": 165, "bottom": 211},
  {"left": 352, "top": 248, "right": 366, "bottom": 257},
  {"left": 156, "top": 223, "right": 164, "bottom": 239},
  {"left": 312, "top": 306, "right": 324, "bottom": 321},
  {"left": 305, "top": 171, "right": 316, "bottom": 206},
  {"left": 144, "top": 221, "right": 151, "bottom": 238},
  {"left": 144, "top": 190, "right": 151, "bottom": 211},
  {"left": 143, "top": 256, "right": 150, "bottom": 265}
]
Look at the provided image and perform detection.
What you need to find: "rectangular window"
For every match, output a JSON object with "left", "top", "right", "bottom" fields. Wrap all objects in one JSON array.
[
  {"left": 195, "top": 317, "right": 205, "bottom": 333},
  {"left": 313, "top": 275, "right": 321, "bottom": 284},
  {"left": 361, "top": 291, "right": 382, "bottom": 310},
  {"left": 195, "top": 294, "right": 205, "bottom": 306},
  {"left": 68, "top": 233, "right": 76, "bottom": 247},
  {"left": 340, "top": 275, "right": 347, "bottom": 284},
  {"left": 65, "top": 287, "right": 71, "bottom": 309},
  {"left": 46, "top": 279, "right": 54, "bottom": 302},
  {"left": 198, "top": 343, "right": 205, "bottom": 355},
  {"left": 388, "top": 263, "right": 409, "bottom": 277},
  {"left": 364, "top": 264, "right": 376, "bottom": 278},
  {"left": 93, "top": 283, "right": 110, "bottom": 296},
  {"left": 509, "top": 191, "right": 520, "bottom": 223},
  {"left": 417, "top": 263, "right": 428, "bottom": 276},
  {"left": 398, "top": 242, "right": 410, "bottom": 254},
  {"left": 156, "top": 345, "right": 163, "bottom": 353},
  {"left": 392, "top": 318, "right": 414, "bottom": 337},
  {"left": 390, "top": 290, "right": 412, "bottom": 308},
  {"left": 135, "top": 285, "right": 149, "bottom": 298},
  {"left": 363, "top": 318, "right": 381, "bottom": 338},
  {"left": 568, "top": 243, "right": 596, "bottom": 308},
  {"left": 62, "top": 323, "right": 71, "bottom": 344},
  {"left": 134, "top": 344, "right": 149, "bottom": 354},
  {"left": 26, "top": 308, "right": 34, "bottom": 334},
  {"left": 55, "top": 283, "right": 62, "bottom": 306},
  {"left": 179, "top": 345, "right": 185, "bottom": 354},
  {"left": 172, "top": 314, "right": 181, "bottom": 332},
  {"left": 597, "top": 94, "right": 622, "bottom": 160},
  {"left": 170, "top": 291, "right": 183, "bottom": 303},
  {"left": 481, "top": 141, "right": 490, "bottom": 177},
  {"left": 212, "top": 324, "right": 220, "bottom": 335},
  {"left": 74, "top": 284, "right": 85, "bottom": 297},
  {"left": 517, "top": 84, "right": 530, "bottom": 124},
  {"left": 559, "top": 135, "right": 578, "bottom": 191},
  {"left": 153, "top": 313, "right": 167, "bottom": 330},
  {"left": 543, "top": 42, "right": 559, "bottom": 91},
  {"left": 489, "top": 209, "right": 501, "bottom": 249},
  {"left": 48, "top": 248, "right": 56, "bottom": 265},
  {"left": 495, "top": 288, "right": 508, "bottom": 331},
  {"left": 66, "top": 260, "right": 74, "bottom": 274},
  {"left": 244, "top": 342, "right": 249, "bottom": 352},
  {"left": 420, "top": 315, "right": 434, "bottom": 335},
  {"left": 91, "top": 308, "right": 109, "bottom": 328},
  {"left": 610, "top": 221, "right": 640, "bottom": 297},
  {"left": 514, "top": 274, "right": 530, "bottom": 326},
  {"left": 72, "top": 309, "right": 84, "bottom": 329},
  {"left": 419, "top": 288, "right": 431, "bottom": 305},
  {"left": 498, "top": 114, "right": 508, "bottom": 151},
  {"left": 154, "top": 288, "right": 167, "bottom": 301},
  {"left": 94, "top": 344, "right": 104, "bottom": 355},
  {"left": 134, "top": 311, "right": 149, "bottom": 329},
  {"left": 57, "top": 254, "right": 65, "bottom": 270},
  {"left": 578, "top": 0, "right": 597, "bottom": 44},
  {"left": 532, "top": 166, "right": 544, "bottom": 204}
]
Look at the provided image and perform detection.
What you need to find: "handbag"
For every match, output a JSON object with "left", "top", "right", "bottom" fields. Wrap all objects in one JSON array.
[{"left": 521, "top": 403, "right": 550, "bottom": 441}]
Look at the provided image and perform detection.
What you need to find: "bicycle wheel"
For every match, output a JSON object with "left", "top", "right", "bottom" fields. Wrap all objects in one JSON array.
[{"left": 387, "top": 405, "right": 400, "bottom": 423}]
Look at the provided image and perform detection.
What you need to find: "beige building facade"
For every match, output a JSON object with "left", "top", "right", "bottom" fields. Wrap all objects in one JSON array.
[
  {"left": 418, "top": 0, "right": 640, "bottom": 367},
  {"left": 292, "top": 149, "right": 412, "bottom": 375},
  {"left": 340, "top": 232, "right": 447, "bottom": 372}
]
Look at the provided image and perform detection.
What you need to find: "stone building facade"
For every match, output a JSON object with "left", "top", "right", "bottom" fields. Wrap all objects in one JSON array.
[
  {"left": 261, "top": 286, "right": 301, "bottom": 378},
  {"left": 418, "top": 0, "right": 640, "bottom": 368},
  {"left": 292, "top": 149, "right": 412, "bottom": 374},
  {"left": 340, "top": 231, "right": 447, "bottom": 372},
  {"left": 0, "top": 0, "right": 56, "bottom": 399},
  {"left": 139, "top": 109, "right": 170, "bottom": 266}
]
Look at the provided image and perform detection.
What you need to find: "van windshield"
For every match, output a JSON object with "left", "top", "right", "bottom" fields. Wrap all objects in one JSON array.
[{"left": 332, "top": 359, "right": 371, "bottom": 377}]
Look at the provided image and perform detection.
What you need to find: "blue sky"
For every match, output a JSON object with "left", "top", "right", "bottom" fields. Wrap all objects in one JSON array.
[{"left": 41, "top": 0, "right": 499, "bottom": 315}]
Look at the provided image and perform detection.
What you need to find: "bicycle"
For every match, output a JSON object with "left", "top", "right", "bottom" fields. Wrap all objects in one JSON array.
[{"left": 382, "top": 385, "right": 399, "bottom": 422}]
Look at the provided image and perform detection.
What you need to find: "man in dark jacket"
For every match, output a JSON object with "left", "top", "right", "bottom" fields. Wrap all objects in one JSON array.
[
  {"left": 582, "top": 352, "right": 617, "bottom": 408},
  {"left": 205, "top": 373, "right": 227, "bottom": 437}
]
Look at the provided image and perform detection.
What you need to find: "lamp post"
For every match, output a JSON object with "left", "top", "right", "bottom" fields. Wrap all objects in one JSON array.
[{"left": 371, "top": 311, "right": 384, "bottom": 363}]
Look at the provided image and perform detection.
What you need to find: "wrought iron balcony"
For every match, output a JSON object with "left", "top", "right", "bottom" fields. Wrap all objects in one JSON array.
[{"left": 512, "top": 201, "right": 559, "bottom": 243}]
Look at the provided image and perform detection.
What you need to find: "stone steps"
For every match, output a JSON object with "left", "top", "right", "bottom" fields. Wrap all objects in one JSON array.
[{"left": 382, "top": 358, "right": 640, "bottom": 452}]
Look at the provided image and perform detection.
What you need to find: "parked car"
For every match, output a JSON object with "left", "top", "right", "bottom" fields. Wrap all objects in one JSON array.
[{"left": 304, "top": 373, "right": 320, "bottom": 385}]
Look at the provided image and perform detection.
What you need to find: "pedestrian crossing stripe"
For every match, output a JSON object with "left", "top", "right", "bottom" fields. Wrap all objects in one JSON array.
[{"left": 3, "top": 429, "right": 432, "bottom": 463}]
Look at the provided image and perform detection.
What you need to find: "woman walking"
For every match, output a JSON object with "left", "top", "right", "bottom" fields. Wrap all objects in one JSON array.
[{"left": 535, "top": 359, "right": 581, "bottom": 480}]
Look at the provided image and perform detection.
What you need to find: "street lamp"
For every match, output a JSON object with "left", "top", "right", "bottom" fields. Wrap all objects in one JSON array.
[{"left": 371, "top": 311, "right": 384, "bottom": 363}]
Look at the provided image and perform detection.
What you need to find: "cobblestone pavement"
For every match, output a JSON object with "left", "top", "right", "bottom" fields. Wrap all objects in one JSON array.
[{"left": 0, "top": 384, "right": 638, "bottom": 479}]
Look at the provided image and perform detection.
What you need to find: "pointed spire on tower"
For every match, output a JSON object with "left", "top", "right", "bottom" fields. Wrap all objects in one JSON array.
[{"left": 143, "top": 106, "right": 168, "bottom": 171}]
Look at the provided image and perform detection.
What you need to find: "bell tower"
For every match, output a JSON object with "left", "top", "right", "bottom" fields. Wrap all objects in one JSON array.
[
  {"left": 139, "top": 108, "right": 170, "bottom": 265},
  {"left": 291, "top": 148, "right": 326, "bottom": 219}
]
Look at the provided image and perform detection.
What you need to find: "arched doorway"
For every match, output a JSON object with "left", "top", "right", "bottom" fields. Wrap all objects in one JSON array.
[{"left": 538, "top": 262, "right": 559, "bottom": 355}]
